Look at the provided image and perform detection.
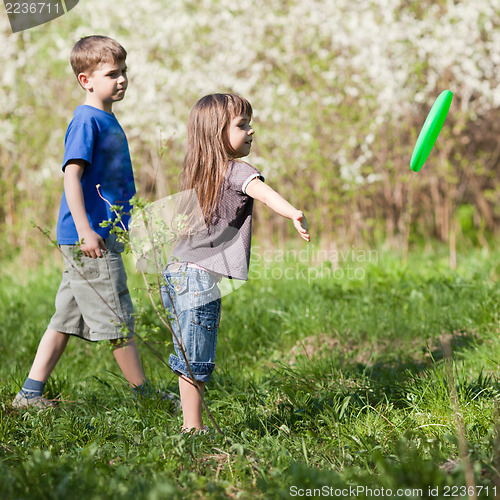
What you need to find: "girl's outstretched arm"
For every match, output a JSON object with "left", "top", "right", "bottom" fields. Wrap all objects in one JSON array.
[{"left": 246, "top": 178, "right": 310, "bottom": 242}]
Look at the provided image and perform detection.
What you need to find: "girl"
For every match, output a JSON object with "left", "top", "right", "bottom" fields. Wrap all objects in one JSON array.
[{"left": 161, "top": 93, "right": 309, "bottom": 433}]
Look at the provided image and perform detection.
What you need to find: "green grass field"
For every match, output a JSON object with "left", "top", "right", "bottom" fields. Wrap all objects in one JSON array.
[{"left": 1, "top": 243, "right": 500, "bottom": 499}]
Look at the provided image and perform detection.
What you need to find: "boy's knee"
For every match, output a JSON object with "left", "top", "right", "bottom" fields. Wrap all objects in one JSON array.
[{"left": 110, "top": 338, "right": 134, "bottom": 349}]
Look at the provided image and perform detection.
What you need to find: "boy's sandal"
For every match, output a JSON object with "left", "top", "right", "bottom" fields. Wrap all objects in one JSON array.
[{"left": 12, "top": 392, "right": 57, "bottom": 410}]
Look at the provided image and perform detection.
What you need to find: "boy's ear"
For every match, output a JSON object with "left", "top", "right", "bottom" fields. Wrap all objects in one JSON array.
[{"left": 77, "top": 72, "right": 92, "bottom": 90}]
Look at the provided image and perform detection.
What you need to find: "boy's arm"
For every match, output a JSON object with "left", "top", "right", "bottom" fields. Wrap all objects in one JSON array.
[
  {"left": 64, "top": 160, "right": 107, "bottom": 258},
  {"left": 245, "top": 178, "right": 310, "bottom": 242}
]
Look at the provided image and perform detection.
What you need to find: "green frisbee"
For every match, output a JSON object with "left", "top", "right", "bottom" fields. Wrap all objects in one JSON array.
[{"left": 410, "top": 90, "right": 453, "bottom": 172}]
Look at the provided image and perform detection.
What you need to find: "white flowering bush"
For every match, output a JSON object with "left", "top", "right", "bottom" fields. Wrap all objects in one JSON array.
[{"left": 1, "top": 0, "right": 499, "bottom": 256}]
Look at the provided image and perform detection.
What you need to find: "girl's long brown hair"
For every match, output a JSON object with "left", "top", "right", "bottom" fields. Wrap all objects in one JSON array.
[{"left": 180, "top": 93, "right": 253, "bottom": 225}]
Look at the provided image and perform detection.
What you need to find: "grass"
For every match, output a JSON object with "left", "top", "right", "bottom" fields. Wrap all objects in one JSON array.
[{"left": 1, "top": 242, "right": 500, "bottom": 499}]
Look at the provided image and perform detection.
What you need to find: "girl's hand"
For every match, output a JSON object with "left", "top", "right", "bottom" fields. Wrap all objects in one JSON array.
[{"left": 293, "top": 211, "right": 310, "bottom": 242}]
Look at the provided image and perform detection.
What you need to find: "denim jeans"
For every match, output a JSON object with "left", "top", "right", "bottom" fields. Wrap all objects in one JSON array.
[{"left": 161, "top": 263, "right": 221, "bottom": 382}]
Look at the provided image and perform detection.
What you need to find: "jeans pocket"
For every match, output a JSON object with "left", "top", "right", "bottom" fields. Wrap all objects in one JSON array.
[
  {"left": 164, "top": 272, "right": 189, "bottom": 295},
  {"left": 161, "top": 272, "right": 190, "bottom": 320},
  {"left": 192, "top": 299, "right": 220, "bottom": 332},
  {"left": 191, "top": 279, "right": 221, "bottom": 307}
]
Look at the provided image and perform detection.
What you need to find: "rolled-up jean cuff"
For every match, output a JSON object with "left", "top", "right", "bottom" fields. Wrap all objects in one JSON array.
[{"left": 169, "top": 354, "right": 215, "bottom": 383}]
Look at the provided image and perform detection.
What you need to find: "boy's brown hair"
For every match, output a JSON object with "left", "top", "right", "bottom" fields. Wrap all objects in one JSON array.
[{"left": 70, "top": 35, "right": 127, "bottom": 78}]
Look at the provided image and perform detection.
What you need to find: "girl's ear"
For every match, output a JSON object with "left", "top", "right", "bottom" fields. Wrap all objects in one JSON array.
[{"left": 78, "top": 72, "right": 92, "bottom": 90}]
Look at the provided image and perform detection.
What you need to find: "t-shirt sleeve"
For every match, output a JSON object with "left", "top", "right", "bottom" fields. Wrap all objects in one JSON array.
[
  {"left": 62, "top": 120, "right": 95, "bottom": 171},
  {"left": 229, "top": 162, "right": 265, "bottom": 195}
]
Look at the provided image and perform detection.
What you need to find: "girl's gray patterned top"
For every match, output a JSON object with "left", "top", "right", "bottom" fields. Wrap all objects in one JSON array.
[{"left": 171, "top": 161, "right": 264, "bottom": 280}]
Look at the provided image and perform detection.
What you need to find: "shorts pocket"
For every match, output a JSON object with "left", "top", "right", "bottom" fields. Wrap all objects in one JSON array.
[{"left": 65, "top": 251, "right": 101, "bottom": 280}]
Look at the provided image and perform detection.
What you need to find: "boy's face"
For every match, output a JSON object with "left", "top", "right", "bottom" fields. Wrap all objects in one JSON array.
[
  {"left": 227, "top": 115, "right": 254, "bottom": 158},
  {"left": 80, "top": 60, "right": 128, "bottom": 112}
]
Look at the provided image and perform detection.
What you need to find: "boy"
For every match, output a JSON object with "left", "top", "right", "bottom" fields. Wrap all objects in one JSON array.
[{"left": 13, "top": 35, "right": 149, "bottom": 408}]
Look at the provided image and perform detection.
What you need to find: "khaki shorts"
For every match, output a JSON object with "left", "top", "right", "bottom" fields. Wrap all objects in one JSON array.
[{"left": 48, "top": 234, "right": 135, "bottom": 342}]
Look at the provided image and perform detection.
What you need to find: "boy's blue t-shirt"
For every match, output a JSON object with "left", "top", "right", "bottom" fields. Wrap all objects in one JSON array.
[{"left": 56, "top": 105, "right": 136, "bottom": 244}]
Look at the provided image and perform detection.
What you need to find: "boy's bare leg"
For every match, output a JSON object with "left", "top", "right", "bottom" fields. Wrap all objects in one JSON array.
[
  {"left": 111, "top": 339, "right": 146, "bottom": 387},
  {"left": 28, "top": 328, "right": 70, "bottom": 382},
  {"left": 179, "top": 375, "right": 204, "bottom": 431}
]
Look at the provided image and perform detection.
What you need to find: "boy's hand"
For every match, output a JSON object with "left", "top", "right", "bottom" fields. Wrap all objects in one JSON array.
[
  {"left": 293, "top": 211, "right": 310, "bottom": 242},
  {"left": 64, "top": 161, "right": 107, "bottom": 258},
  {"left": 79, "top": 230, "right": 107, "bottom": 258}
]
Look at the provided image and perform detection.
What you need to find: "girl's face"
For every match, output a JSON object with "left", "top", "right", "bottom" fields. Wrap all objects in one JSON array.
[{"left": 227, "top": 114, "right": 254, "bottom": 158}]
